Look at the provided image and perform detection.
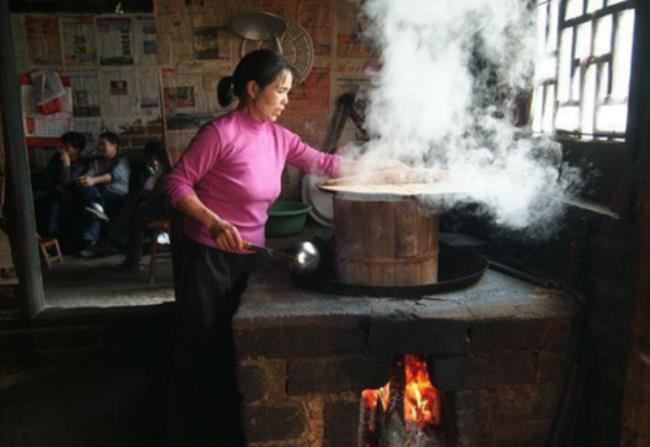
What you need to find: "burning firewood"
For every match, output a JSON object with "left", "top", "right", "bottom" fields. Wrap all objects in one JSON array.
[{"left": 359, "top": 355, "right": 448, "bottom": 446}]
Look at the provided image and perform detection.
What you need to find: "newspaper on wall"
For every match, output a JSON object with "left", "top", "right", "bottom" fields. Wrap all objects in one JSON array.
[
  {"left": 97, "top": 16, "right": 134, "bottom": 65},
  {"left": 98, "top": 67, "right": 139, "bottom": 116},
  {"left": 25, "top": 15, "right": 63, "bottom": 66},
  {"left": 162, "top": 69, "right": 200, "bottom": 114},
  {"left": 137, "top": 67, "right": 161, "bottom": 110},
  {"left": 65, "top": 69, "right": 101, "bottom": 117},
  {"left": 193, "top": 27, "right": 220, "bottom": 60},
  {"left": 334, "top": 1, "right": 377, "bottom": 59},
  {"left": 61, "top": 16, "right": 97, "bottom": 67},
  {"left": 161, "top": 68, "right": 221, "bottom": 130},
  {"left": 73, "top": 117, "right": 102, "bottom": 152},
  {"left": 133, "top": 15, "right": 158, "bottom": 65}
]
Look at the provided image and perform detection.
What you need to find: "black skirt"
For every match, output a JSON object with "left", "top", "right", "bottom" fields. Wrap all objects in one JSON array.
[{"left": 167, "top": 236, "right": 260, "bottom": 447}]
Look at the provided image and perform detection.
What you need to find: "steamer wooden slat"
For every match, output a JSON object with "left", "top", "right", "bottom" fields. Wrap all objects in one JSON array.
[
  {"left": 395, "top": 200, "right": 418, "bottom": 259},
  {"left": 365, "top": 201, "right": 395, "bottom": 260},
  {"left": 333, "top": 198, "right": 359, "bottom": 260},
  {"left": 334, "top": 196, "right": 439, "bottom": 286}
]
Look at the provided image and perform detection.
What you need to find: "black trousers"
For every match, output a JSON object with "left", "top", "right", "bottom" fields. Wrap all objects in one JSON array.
[
  {"left": 110, "top": 193, "right": 165, "bottom": 266},
  {"left": 167, "top": 236, "right": 259, "bottom": 447}
]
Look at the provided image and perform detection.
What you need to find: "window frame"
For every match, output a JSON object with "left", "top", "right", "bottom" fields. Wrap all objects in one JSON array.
[{"left": 533, "top": 0, "right": 637, "bottom": 141}]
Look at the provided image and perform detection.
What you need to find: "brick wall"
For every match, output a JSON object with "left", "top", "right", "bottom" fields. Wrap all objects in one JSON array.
[
  {"left": 230, "top": 267, "right": 578, "bottom": 447},
  {"left": 0, "top": 312, "right": 173, "bottom": 447},
  {"left": 233, "top": 311, "right": 575, "bottom": 445},
  {"left": 234, "top": 354, "right": 568, "bottom": 447},
  {"left": 0, "top": 271, "right": 579, "bottom": 447}
]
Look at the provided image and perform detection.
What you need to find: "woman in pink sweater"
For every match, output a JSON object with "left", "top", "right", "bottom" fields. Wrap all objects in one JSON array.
[{"left": 164, "top": 49, "right": 347, "bottom": 446}]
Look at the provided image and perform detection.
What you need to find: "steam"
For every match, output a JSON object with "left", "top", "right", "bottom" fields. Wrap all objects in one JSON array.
[{"left": 351, "top": 0, "right": 581, "bottom": 234}]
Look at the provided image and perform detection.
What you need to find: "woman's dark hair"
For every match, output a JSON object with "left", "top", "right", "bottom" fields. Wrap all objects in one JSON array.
[
  {"left": 99, "top": 131, "right": 121, "bottom": 149},
  {"left": 60, "top": 131, "right": 86, "bottom": 151},
  {"left": 143, "top": 139, "right": 171, "bottom": 171},
  {"left": 217, "top": 48, "right": 298, "bottom": 107}
]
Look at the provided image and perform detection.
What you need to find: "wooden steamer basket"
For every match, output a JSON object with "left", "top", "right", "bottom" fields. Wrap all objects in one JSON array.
[
  {"left": 319, "top": 168, "right": 465, "bottom": 287},
  {"left": 333, "top": 192, "right": 439, "bottom": 286}
]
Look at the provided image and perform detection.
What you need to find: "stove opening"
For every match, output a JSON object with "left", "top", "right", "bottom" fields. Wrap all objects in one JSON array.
[{"left": 359, "top": 354, "right": 454, "bottom": 446}]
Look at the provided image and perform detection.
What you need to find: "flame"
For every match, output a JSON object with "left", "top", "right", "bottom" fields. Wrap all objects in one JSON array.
[
  {"left": 362, "top": 383, "right": 390, "bottom": 412},
  {"left": 403, "top": 354, "right": 440, "bottom": 428},
  {"left": 361, "top": 355, "right": 440, "bottom": 430}
]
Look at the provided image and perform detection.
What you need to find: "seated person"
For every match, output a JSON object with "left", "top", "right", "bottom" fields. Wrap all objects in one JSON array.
[
  {"left": 32, "top": 131, "right": 87, "bottom": 238},
  {"left": 110, "top": 140, "right": 171, "bottom": 272},
  {"left": 75, "top": 131, "right": 130, "bottom": 254}
]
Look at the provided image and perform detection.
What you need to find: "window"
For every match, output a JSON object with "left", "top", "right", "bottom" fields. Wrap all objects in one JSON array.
[{"left": 532, "top": 0, "right": 636, "bottom": 140}]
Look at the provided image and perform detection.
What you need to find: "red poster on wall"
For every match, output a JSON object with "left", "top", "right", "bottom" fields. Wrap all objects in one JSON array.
[{"left": 20, "top": 73, "right": 73, "bottom": 148}]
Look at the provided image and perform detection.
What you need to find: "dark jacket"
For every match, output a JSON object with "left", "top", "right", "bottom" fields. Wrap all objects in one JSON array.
[{"left": 36, "top": 153, "right": 87, "bottom": 192}]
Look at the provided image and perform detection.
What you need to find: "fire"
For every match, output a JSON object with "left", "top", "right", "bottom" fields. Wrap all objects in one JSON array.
[
  {"left": 362, "top": 383, "right": 390, "bottom": 413},
  {"left": 403, "top": 354, "right": 440, "bottom": 427},
  {"left": 362, "top": 355, "right": 440, "bottom": 429}
]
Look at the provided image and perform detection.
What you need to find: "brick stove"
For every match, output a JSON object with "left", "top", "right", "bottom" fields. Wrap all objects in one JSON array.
[{"left": 233, "top": 259, "right": 578, "bottom": 446}]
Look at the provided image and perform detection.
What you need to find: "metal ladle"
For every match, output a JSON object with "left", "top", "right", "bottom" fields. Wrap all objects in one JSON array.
[{"left": 246, "top": 241, "right": 320, "bottom": 274}]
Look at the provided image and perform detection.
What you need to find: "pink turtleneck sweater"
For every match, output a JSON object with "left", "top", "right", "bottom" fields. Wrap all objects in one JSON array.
[{"left": 165, "top": 109, "right": 341, "bottom": 248}]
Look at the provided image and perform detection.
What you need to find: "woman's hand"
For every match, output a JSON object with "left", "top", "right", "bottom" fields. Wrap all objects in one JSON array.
[{"left": 208, "top": 218, "right": 246, "bottom": 252}]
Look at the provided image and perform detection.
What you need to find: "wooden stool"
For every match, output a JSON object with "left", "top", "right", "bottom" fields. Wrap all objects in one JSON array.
[
  {"left": 0, "top": 229, "right": 18, "bottom": 286},
  {"left": 37, "top": 234, "right": 64, "bottom": 268},
  {"left": 145, "top": 219, "right": 171, "bottom": 284}
]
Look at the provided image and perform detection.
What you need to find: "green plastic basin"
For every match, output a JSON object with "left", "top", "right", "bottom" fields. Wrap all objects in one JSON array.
[{"left": 265, "top": 201, "right": 312, "bottom": 237}]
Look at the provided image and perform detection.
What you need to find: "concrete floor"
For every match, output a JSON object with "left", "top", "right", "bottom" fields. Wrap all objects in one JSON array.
[
  {"left": 39, "top": 223, "right": 331, "bottom": 310},
  {"left": 41, "top": 253, "right": 174, "bottom": 309}
]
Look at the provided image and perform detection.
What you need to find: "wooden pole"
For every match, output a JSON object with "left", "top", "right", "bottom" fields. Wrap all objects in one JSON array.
[
  {"left": 0, "top": 0, "right": 45, "bottom": 316},
  {"left": 157, "top": 68, "right": 173, "bottom": 166}
]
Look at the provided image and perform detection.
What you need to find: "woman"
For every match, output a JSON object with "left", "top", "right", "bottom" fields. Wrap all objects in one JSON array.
[
  {"left": 164, "top": 49, "right": 351, "bottom": 446},
  {"left": 76, "top": 131, "right": 130, "bottom": 254}
]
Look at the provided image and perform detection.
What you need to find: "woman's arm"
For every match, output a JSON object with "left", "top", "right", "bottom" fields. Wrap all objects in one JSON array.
[
  {"left": 283, "top": 129, "right": 399, "bottom": 178},
  {"left": 284, "top": 131, "right": 342, "bottom": 177},
  {"left": 165, "top": 125, "right": 222, "bottom": 204}
]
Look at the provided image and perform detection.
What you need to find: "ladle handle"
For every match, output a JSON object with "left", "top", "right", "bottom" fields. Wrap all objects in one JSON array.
[
  {"left": 245, "top": 242, "right": 272, "bottom": 255},
  {"left": 245, "top": 242, "right": 291, "bottom": 260}
]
